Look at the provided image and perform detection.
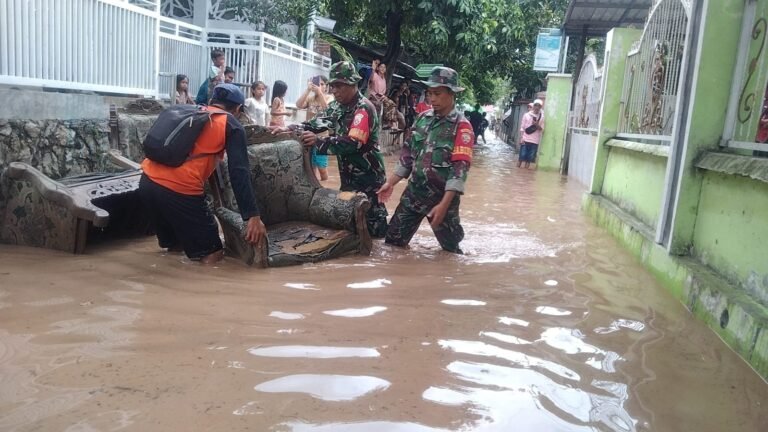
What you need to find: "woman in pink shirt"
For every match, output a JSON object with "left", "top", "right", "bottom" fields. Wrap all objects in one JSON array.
[
  {"left": 368, "top": 59, "right": 387, "bottom": 97},
  {"left": 518, "top": 99, "right": 545, "bottom": 169}
]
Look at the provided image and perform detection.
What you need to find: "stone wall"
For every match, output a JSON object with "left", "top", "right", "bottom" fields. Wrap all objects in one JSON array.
[
  {"left": 114, "top": 113, "right": 156, "bottom": 162},
  {"left": 0, "top": 119, "right": 112, "bottom": 180},
  {"left": 0, "top": 114, "right": 155, "bottom": 228},
  {"left": 0, "top": 118, "right": 105, "bottom": 229}
]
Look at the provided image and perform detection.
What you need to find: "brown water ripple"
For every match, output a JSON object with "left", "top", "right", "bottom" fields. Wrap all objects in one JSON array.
[{"left": 0, "top": 133, "right": 765, "bottom": 431}]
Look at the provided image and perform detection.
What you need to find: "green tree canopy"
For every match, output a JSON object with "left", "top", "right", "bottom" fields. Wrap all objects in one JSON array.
[
  {"left": 328, "top": 0, "right": 569, "bottom": 104},
  {"left": 229, "top": 0, "right": 570, "bottom": 104},
  {"left": 223, "top": 0, "right": 318, "bottom": 45}
]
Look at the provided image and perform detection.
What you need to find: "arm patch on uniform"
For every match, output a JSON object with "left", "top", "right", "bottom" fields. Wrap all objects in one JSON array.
[
  {"left": 452, "top": 123, "right": 474, "bottom": 162},
  {"left": 347, "top": 108, "right": 370, "bottom": 144}
]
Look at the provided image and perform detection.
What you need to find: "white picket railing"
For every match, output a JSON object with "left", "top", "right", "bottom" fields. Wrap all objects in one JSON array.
[
  {"left": 1, "top": 0, "right": 159, "bottom": 95},
  {"left": 205, "top": 28, "right": 332, "bottom": 103},
  {"left": 0, "top": 0, "right": 331, "bottom": 101},
  {"left": 158, "top": 16, "right": 206, "bottom": 100}
]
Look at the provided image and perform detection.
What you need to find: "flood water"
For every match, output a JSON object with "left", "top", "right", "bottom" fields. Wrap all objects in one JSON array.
[{"left": 1, "top": 132, "right": 766, "bottom": 431}]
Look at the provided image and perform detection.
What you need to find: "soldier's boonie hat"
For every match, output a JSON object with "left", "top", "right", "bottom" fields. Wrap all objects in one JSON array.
[
  {"left": 329, "top": 61, "right": 362, "bottom": 85},
  {"left": 212, "top": 83, "right": 245, "bottom": 105},
  {"left": 423, "top": 67, "right": 465, "bottom": 92}
]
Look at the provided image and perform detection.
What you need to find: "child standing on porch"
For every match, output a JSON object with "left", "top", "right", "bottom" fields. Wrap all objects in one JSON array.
[
  {"left": 209, "top": 49, "right": 226, "bottom": 84},
  {"left": 244, "top": 81, "right": 269, "bottom": 126},
  {"left": 269, "top": 80, "right": 291, "bottom": 127}
]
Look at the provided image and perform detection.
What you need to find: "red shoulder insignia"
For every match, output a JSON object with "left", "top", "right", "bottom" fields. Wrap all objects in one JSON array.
[
  {"left": 452, "top": 123, "right": 474, "bottom": 162},
  {"left": 348, "top": 108, "right": 370, "bottom": 144}
]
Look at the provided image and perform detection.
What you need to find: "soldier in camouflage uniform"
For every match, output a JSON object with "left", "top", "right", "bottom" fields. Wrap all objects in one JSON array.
[
  {"left": 300, "top": 61, "right": 388, "bottom": 237},
  {"left": 377, "top": 67, "right": 474, "bottom": 253}
]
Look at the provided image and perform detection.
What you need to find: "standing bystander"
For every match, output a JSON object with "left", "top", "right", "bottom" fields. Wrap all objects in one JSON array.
[
  {"left": 368, "top": 59, "right": 387, "bottom": 97},
  {"left": 297, "top": 76, "right": 334, "bottom": 181},
  {"left": 244, "top": 81, "right": 269, "bottom": 126},
  {"left": 518, "top": 99, "right": 544, "bottom": 169},
  {"left": 415, "top": 93, "right": 432, "bottom": 114},
  {"left": 175, "top": 74, "right": 194, "bottom": 105},
  {"left": 269, "top": 80, "right": 291, "bottom": 127},
  {"left": 223, "top": 67, "right": 235, "bottom": 84},
  {"left": 195, "top": 76, "right": 220, "bottom": 105},
  {"left": 207, "top": 49, "right": 226, "bottom": 101}
]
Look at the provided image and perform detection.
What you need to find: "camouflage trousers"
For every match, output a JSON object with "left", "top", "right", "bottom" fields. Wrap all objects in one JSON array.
[
  {"left": 385, "top": 196, "right": 464, "bottom": 253},
  {"left": 368, "top": 201, "right": 389, "bottom": 239},
  {"left": 345, "top": 188, "right": 388, "bottom": 238}
]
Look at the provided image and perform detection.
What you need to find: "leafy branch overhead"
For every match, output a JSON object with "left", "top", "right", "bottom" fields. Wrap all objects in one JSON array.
[
  {"left": 229, "top": 0, "right": 569, "bottom": 104},
  {"left": 222, "top": 0, "right": 318, "bottom": 45}
]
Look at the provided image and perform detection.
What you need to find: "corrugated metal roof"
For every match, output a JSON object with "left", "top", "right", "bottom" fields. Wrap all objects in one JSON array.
[{"left": 563, "top": 0, "right": 652, "bottom": 36}]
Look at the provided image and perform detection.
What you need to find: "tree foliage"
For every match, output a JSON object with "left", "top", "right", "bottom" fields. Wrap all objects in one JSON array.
[
  {"left": 227, "top": 0, "right": 570, "bottom": 104},
  {"left": 328, "top": 0, "right": 569, "bottom": 103},
  {"left": 412, "top": 0, "right": 569, "bottom": 102},
  {"left": 223, "top": 0, "right": 318, "bottom": 45}
]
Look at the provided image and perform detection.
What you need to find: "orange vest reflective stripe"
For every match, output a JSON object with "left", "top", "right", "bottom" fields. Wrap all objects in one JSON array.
[{"left": 141, "top": 107, "right": 228, "bottom": 195}]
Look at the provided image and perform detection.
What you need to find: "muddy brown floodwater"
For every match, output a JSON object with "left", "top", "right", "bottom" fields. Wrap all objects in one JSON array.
[{"left": 1, "top": 132, "right": 767, "bottom": 432}]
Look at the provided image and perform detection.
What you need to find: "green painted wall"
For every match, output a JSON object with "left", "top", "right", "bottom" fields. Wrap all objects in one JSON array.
[
  {"left": 693, "top": 171, "right": 768, "bottom": 302},
  {"left": 601, "top": 147, "right": 667, "bottom": 228},
  {"left": 582, "top": 0, "right": 768, "bottom": 378},
  {"left": 667, "top": 0, "right": 744, "bottom": 254},
  {"left": 584, "top": 193, "right": 768, "bottom": 379},
  {"left": 590, "top": 28, "right": 643, "bottom": 194},
  {"left": 538, "top": 74, "right": 572, "bottom": 171}
]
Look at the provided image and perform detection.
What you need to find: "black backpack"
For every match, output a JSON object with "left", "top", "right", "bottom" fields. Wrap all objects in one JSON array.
[{"left": 142, "top": 105, "right": 227, "bottom": 167}]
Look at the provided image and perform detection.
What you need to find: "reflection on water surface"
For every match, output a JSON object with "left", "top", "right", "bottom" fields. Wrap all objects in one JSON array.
[{"left": 0, "top": 133, "right": 765, "bottom": 431}]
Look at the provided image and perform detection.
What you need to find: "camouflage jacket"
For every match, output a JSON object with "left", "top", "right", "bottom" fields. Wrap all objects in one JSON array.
[
  {"left": 312, "top": 91, "right": 386, "bottom": 196},
  {"left": 394, "top": 107, "right": 474, "bottom": 214}
]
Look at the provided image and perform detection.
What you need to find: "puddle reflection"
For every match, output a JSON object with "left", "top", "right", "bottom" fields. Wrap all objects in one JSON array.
[
  {"left": 422, "top": 360, "right": 635, "bottom": 431},
  {"left": 255, "top": 374, "right": 390, "bottom": 401},
  {"left": 535, "top": 306, "right": 573, "bottom": 316},
  {"left": 441, "top": 299, "right": 487, "bottom": 306},
  {"left": 247, "top": 345, "right": 380, "bottom": 358},
  {"left": 284, "top": 283, "right": 320, "bottom": 291},
  {"left": 323, "top": 306, "right": 387, "bottom": 317},
  {"left": 346, "top": 279, "right": 392, "bottom": 289},
  {"left": 277, "top": 421, "right": 450, "bottom": 432},
  {"left": 438, "top": 339, "right": 580, "bottom": 381},
  {"left": 269, "top": 311, "right": 306, "bottom": 320}
]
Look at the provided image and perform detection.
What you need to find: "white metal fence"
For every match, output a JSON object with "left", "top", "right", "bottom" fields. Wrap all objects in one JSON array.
[
  {"left": 0, "top": 0, "right": 330, "bottom": 102},
  {"left": 158, "top": 16, "right": 205, "bottom": 100},
  {"left": 206, "top": 29, "right": 332, "bottom": 103},
  {"left": 617, "top": 0, "right": 690, "bottom": 144},
  {"left": 0, "top": 0, "right": 158, "bottom": 95}
]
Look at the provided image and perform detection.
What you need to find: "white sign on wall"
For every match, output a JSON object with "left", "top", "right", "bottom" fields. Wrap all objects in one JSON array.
[{"left": 534, "top": 28, "right": 563, "bottom": 72}]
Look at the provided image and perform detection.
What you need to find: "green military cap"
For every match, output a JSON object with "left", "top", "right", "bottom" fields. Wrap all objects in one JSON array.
[
  {"left": 329, "top": 61, "right": 362, "bottom": 85},
  {"left": 424, "top": 66, "right": 465, "bottom": 92}
]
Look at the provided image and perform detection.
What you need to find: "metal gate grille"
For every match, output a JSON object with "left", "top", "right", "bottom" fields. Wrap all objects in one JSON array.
[
  {"left": 617, "top": 0, "right": 690, "bottom": 143},
  {"left": 722, "top": 0, "right": 768, "bottom": 154},
  {"left": 572, "top": 55, "right": 602, "bottom": 132}
]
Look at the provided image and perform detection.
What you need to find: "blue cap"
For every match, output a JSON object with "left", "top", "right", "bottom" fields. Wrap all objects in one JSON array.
[{"left": 211, "top": 83, "right": 245, "bottom": 105}]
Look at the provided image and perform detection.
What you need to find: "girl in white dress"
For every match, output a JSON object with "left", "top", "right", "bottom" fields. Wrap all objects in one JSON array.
[{"left": 243, "top": 81, "right": 269, "bottom": 126}]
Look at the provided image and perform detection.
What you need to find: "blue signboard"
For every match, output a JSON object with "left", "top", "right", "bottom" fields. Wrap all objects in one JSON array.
[{"left": 534, "top": 28, "right": 563, "bottom": 72}]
